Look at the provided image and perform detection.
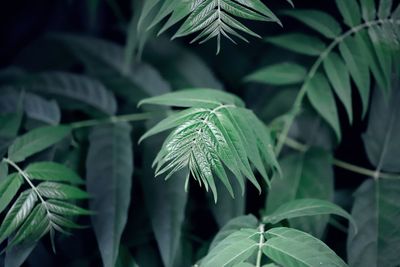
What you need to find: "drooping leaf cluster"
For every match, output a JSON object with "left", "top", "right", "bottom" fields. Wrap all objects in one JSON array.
[{"left": 139, "top": 89, "right": 279, "bottom": 201}]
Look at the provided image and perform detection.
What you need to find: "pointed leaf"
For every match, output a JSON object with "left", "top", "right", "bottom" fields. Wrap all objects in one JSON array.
[
  {"left": 263, "top": 227, "right": 348, "bottom": 267},
  {"left": 266, "top": 33, "right": 326, "bottom": 56},
  {"left": 36, "top": 182, "right": 89, "bottom": 200},
  {"left": 0, "top": 173, "right": 23, "bottom": 214},
  {"left": 338, "top": 36, "right": 370, "bottom": 117},
  {"left": 306, "top": 73, "right": 341, "bottom": 141},
  {"left": 283, "top": 9, "right": 342, "bottom": 38},
  {"left": 8, "top": 125, "right": 71, "bottom": 163},
  {"left": 323, "top": 52, "right": 353, "bottom": 123},
  {"left": 138, "top": 89, "right": 245, "bottom": 108},
  {"left": 262, "top": 198, "right": 356, "bottom": 230},
  {"left": 25, "top": 162, "right": 84, "bottom": 184},
  {"left": 245, "top": 62, "right": 307, "bottom": 86},
  {"left": 335, "top": 0, "right": 361, "bottom": 27},
  {"left": 86, "top": 123, "right": 133, "bottom": 267}
]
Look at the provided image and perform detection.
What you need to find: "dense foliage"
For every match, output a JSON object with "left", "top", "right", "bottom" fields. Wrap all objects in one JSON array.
[{"left": 0, "top": 0, "right": 399, "bottom": 266}]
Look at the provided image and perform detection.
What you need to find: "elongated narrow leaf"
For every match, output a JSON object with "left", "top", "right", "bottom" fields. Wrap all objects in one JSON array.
[
  {"left": 36, "top": 182, "right": 89, "bottom": 200},
  {"left": 338, "top": 36, "right": 370, "bottom": 117},
  {"left": 8, "top": 125, "right": 71, "bottom": 163},
  {"left": 266, "top": 149, "right": 334, "bottom": 238},
  {"left": 283, "top": 9, "right": 342, "bottom": 38},
  {"left": 323, "top": 52, "right": 353, "bottom": 123},
  {"left": 25, "top": 162, "right": 83, "bottom": 184},
  {"left": 306, "top": 73, "right": 341, "bottom": 141},
  {"left": 201, "top": 228, "right": 259, "bottom": 267},
  {"left": 263, "top": 227, "right": 348, "bottom": 267},
  {"left": 363, "top": 81, "right": 400, "bottom": 172},
  {"left": 141, "top": 128, "right": 188, "bottom": 267},
  {"left": 0, "top": 190, "right": 37, "bottom": 244},
  {"left": 244, "top": 62, "right": 307, "bottom": 86},
  {"left": 262, "top": 198, "right": 356, "bottom": 230},
  {"left": 138, "top": 89, "right": 245, "bottom": 108},
  {"left": 378, "top": 0, "right": 392, "bottom": 19},
  {"left": 0, "top": 173, "right": 23, "bottom": 213},
  {"left": 86, "top": 123, "right": 133, "bottom": 267},
  {"left": 360, "top": 0, "right": 376, "bottom": 21},
  {"left": 0, "top": 161, "right": 8, "bottom": 181},
  {"left": 335, "top": 0, "right": 361, "bottom": 27},
  {"left": 266, "top": 33, "right": 326, "bottom": 56},
  {"left": 347, "top": 179, "right": 400, "bottom": 267},
  {"left": 22, "top": 72, "right": 117, "bottom": 115}
]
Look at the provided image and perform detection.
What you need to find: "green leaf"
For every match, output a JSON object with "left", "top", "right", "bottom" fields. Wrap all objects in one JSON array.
[
  {"left": 138, "top": 89, "right": 245, "bottom": 108},
  {"left": 116, "top": 245, "right": 139, "bottom": 267},
  {"left": 0, "top": 161, "right": 8, "bottom": 181},
  {"left": 378, "top": 0, "right": 392, "bottom": 19},
  {"left": 0, "top": 173, "right": 23, "bottom": 214},
  {"left": 347, "top": 179, "right": 400, "bottom": 267},
  {"left": 201, "top": 228, "right": 259, "bottom": 267},
  {"left": 305, "top": 73, "right": 341, "bottom": 141},
  {"left": 0, "top": 113, "right": 23, "bottom": 139},
  {"left": 360, "top": 0, "right": 376, "bottom": 21},
  {"left": 8, "top": 125, "right": 71, "bottom": 163},
  {"left": 23, "top": 92, "right": 61, "bottom": 125},
  {"left": 4, "top": 241, "right": 37, "bottom": 267},
  {"left": 209, "top": 215, "right": 259, "bottom": 251},
  {"left": 323, "top": 52, "right": 353, "bottom": 123},
  {"left": 141, "top": 130, "right": 188, "bottom": 267},
  {"left": 266, "top": 149, "right": 334, "bottom": 238},
  {"left": 262, "top": 198, "right": 356, "bottom": 230},
  {"left": 263, "top": 227, "right": 348, "bottom": 267},
  {"left": 338, "top": 36, "right": 371, "bottom": 117},
  {"left": 0, "top": 190, "right": 38, "bottom": 244},
  {"left": 86, "top": 123, "right": 133, "bottom": 267},
  {"left": 140, "top": 90, "right": 278, "bottom": 200},
  {"left": 266, "top": 33, "right": 326, "bottom": 56},
  {"left": 363, "top": 81, "right": 400, "bottom": 173},
  {"left": 36, "top": 182, "right": 89, "bottom": 200},
  {"left": 20, "top": 72, "right": 117, "bottom": 115},
  {"left": 45, "top": 199, "right": 92, "bottom": 216},
  {"left": 25, "top": 162, "right": 84, "bottom": 184},
  {"left": 335, "top": 0, "right": 361, "bottom": 27},
  {"left": 282, "top": 9, "right": 342, "bottom": 38},
  {"left": 244, "top": 62, "right": 307, "bottom": 86}
]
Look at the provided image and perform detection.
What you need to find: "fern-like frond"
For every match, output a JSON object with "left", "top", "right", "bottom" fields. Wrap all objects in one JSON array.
[
  {"left": 139, "top": 89, "right": 279, "bottom": 202},
  {"left": 245, "top": 0, "right": 400, "bottom": 153},
  {"left": 0, "top": 159, "right": 91, "bottom": 251},
  {"left": 137, "top": 0, "right": 292, "bottom": 54}
]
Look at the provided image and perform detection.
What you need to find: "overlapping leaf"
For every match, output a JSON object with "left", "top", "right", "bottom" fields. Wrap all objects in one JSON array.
[
  {"left": 248, "top": 0, "right": 400, "bottom": 139},
  {"left": 139, "top": 89, "right": 279, "bottom": 201}
]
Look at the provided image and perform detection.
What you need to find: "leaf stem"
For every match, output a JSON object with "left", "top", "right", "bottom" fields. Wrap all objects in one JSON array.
[
  {"left": 69, "top": 112, "right": 154, "bottom": 129},
  {"left": 2, "top": 158, "right": 47, "bottom": 205},
  {"left": 274, "top": 18, "right": 400, "bottom": 156},
  {"left": 283, "top": 137, "right": 400, "bottom": 180},
  {"left": 256, "top": 224, "right": 265, "bottom": 267}
]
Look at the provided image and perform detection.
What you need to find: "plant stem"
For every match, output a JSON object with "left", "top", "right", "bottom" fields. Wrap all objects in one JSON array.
[
  {"left": 69, "top": 112, "right": 153, "bottom": 129},
  {"left": 2, "top": 158, "right": 47, "bottom": 205},
  {"left": 283, "top": 136, "right": 400, "bottom": 180},
  {"left": 256, "top": 224, "right": 265, "bottom": 267},
  {"left": 274, "top": 18, "right": 399, "bottom": 156}
]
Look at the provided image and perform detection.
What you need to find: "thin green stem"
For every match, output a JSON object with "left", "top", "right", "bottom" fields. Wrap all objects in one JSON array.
[
  {"left": 69, "top": 112, "right": 153, "bottom": 129},
  {"left": 274, "top": 18, "right": 399, "bottom": 156},
  {"left": 283, "top": 136, "right": 400, "bottom": 180},
  {"left": 2, "top": 158, "right": 47, "bottom": 205},
  {"left": 256, "top": 224, "right": 265, "bottom": 267}
]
